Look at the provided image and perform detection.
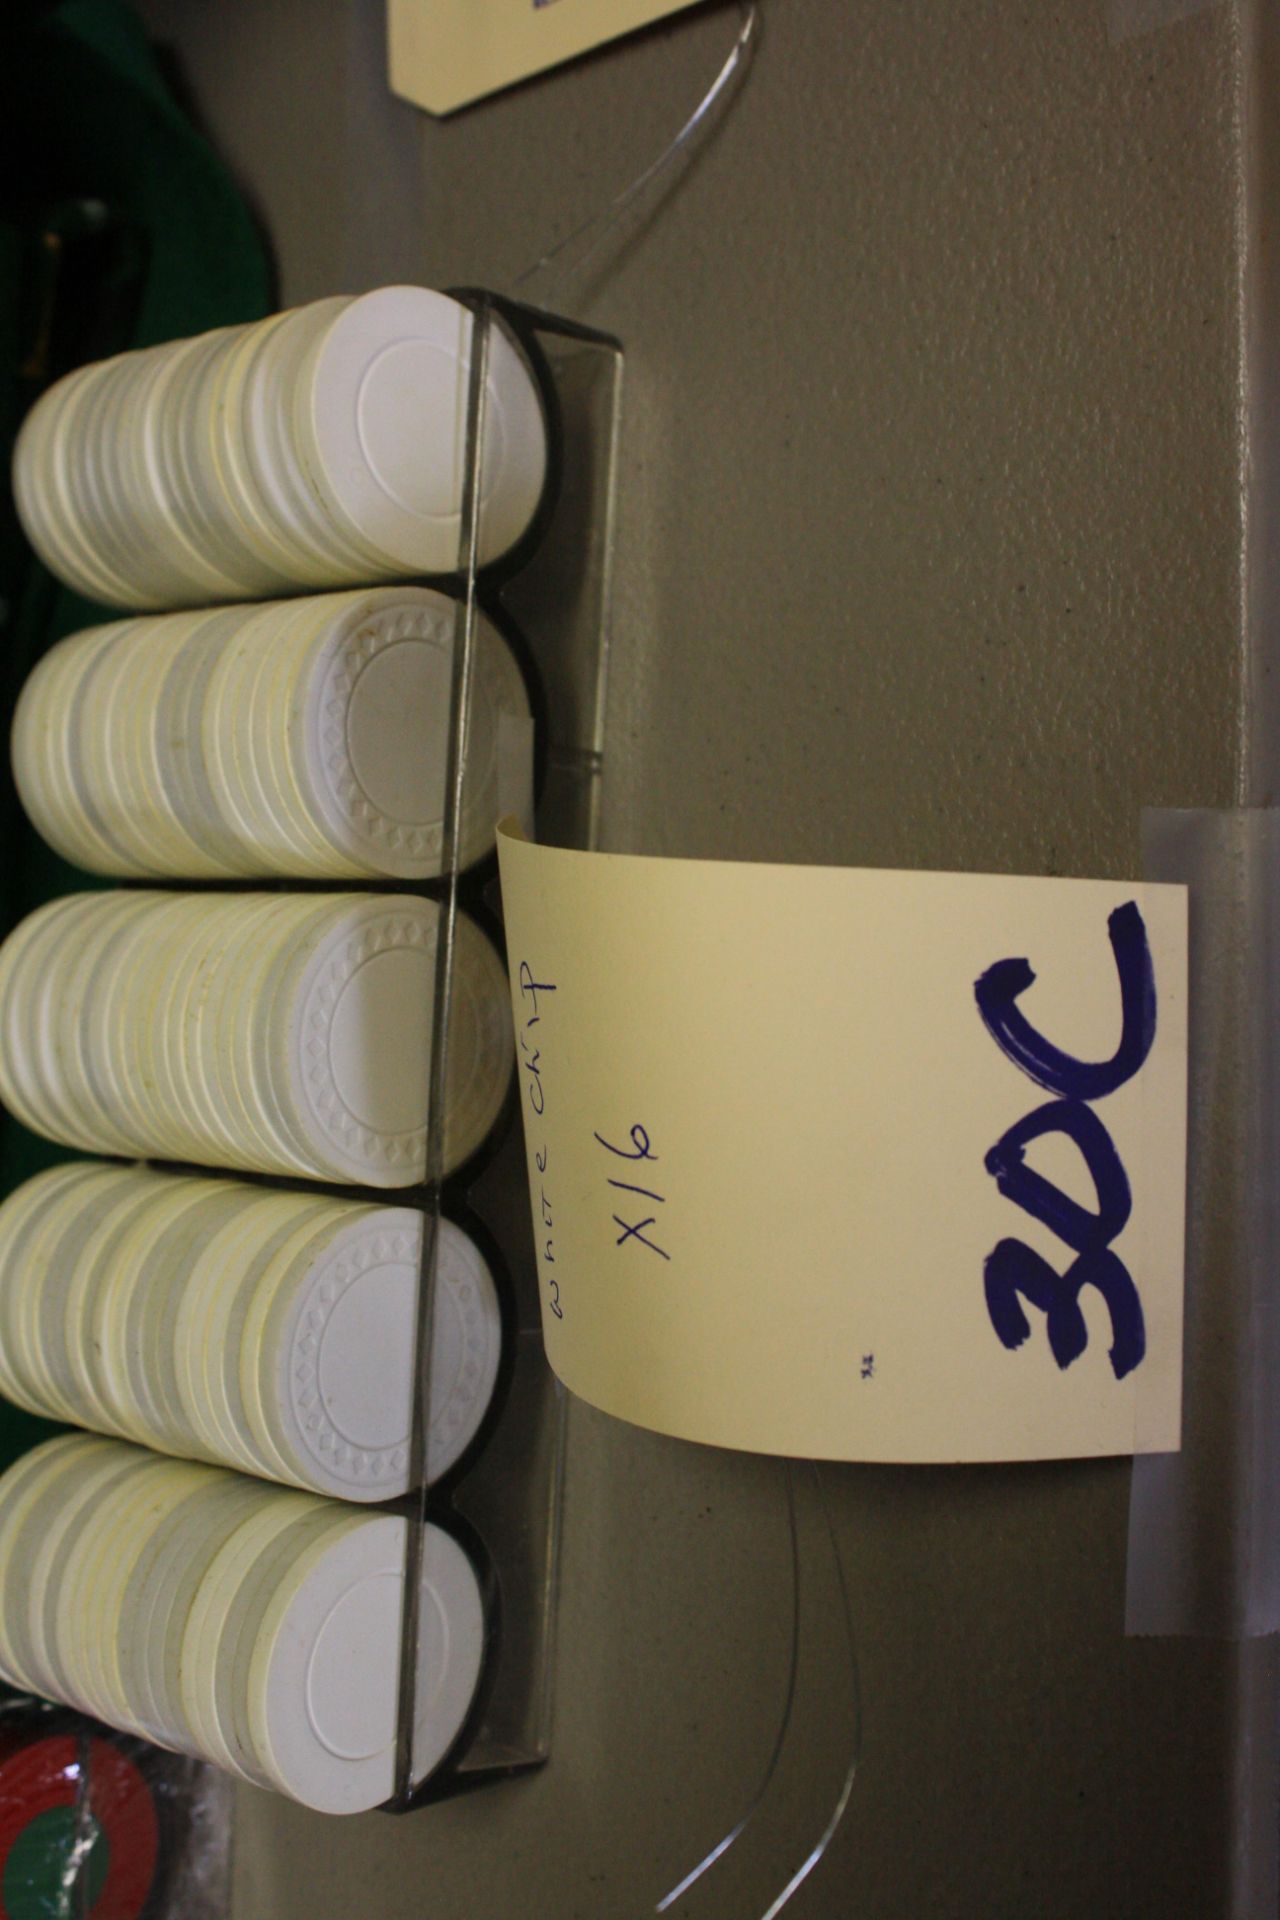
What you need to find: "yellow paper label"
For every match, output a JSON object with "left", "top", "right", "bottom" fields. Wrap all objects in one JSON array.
[
  {"left": 497, "top": 825, "right": 1188, "bottom": 1462},
  {"left": 388, "top": 0, "right": 709, "bottom": 115}
]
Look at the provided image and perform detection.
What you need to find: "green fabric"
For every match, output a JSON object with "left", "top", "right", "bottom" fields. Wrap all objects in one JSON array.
[{"left": 0, "top": 0, "right": 273, "bottom": 1467}]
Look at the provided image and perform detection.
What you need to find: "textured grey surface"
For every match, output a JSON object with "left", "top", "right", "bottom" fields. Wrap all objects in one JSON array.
[{"left": 135, "top": 1, "right": 1265, "bottom": 1913}]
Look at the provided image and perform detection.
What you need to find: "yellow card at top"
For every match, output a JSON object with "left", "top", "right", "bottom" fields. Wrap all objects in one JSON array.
[
  {"left": 496, "top": 825, "right": 1188, "bottom": 1463},
  {"left": 388, "top": 0, "right": 710, "bottom": 115}
]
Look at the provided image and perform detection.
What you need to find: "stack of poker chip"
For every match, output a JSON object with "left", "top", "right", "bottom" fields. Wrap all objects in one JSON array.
[
  {"left": 0, "top": 1163, "right": 503, "bottom": 1498},
  {"left": 0, "top": 284, "right": 540, "bottom": 1805},
  {"left": 0, "top": 1436, "right": 485, "bottom": 1814},
  {"left": 0, "top": 890, "right": 512, "bottom": 1185},
  {"left": 12, "top": 288, "right": 548, "bottom": 609},
  {"left": 11, "top": 587, "right": 530, "bottom": 881}
]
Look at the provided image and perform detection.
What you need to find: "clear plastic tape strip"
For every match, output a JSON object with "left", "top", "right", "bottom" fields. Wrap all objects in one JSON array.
[{"left": 1126, "top": 807, "right": 1280, "bottom": 1637}]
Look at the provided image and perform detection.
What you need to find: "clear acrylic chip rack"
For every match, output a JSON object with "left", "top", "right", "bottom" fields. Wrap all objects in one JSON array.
[{"left": 387, "top": 291, "right": 622, "bottom": 1807}]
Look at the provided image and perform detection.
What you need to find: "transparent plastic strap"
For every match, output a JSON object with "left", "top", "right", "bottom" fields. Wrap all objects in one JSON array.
[
  {"left": 651, "top": 1462, "right": 862, "bottom": 1917},
  {"left": 509, "top": 3, "right": 759, "bottom": 307}
]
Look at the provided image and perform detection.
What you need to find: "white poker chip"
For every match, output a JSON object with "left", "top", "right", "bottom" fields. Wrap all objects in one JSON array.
[
  {"left": 274, "top": 894, "right": 512, "bottom": 1185},
  {"left": 248, "top": 1513, "right": 484, "bottom": 1813},
  {"left": 295, "top": 287, "right": 547, "bottom": 575},
  {"left": 292, "top": 589, "right": 529, "bottom": 878},
  {"left": 259, "top": 1209, "right": 502, "bottom": 1497}
]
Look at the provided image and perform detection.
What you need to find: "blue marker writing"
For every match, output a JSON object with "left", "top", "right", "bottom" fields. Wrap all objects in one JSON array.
[{"left": 975, "top": 901, "right": 1155, "bottom": 1379}]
